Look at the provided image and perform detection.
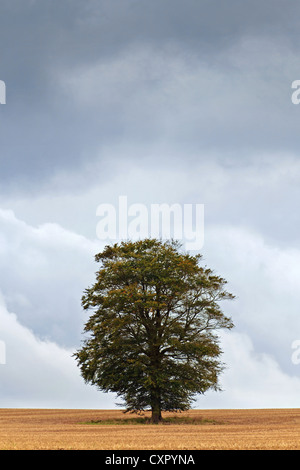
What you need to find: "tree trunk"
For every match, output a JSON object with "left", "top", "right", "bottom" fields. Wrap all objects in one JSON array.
[{"left": 151, "top": 394, "right": 162, "bottom": 424}]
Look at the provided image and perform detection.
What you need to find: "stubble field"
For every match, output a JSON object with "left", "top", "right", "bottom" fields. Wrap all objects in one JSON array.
[{"left": 0, "top": 408, "right": 300, "bottom": 450}]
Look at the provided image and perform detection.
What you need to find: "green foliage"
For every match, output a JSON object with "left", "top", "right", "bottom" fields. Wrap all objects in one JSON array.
[{"left": 74, "top": 239, "right": 234, "bottom": 422}]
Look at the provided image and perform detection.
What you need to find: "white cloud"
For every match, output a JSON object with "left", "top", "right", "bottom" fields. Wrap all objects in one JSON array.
[
  {"left": 0, "top": 209, "right": 117, "bottom": 407},
  {"left": 0, "top": 292, "right": 116, "bottom": 408},
  {"left": 199, "top": 331, "right": 300, "bottom": 409},
  {"left": 202, "top": 223, "right": 300, "bottom": 375},
  {"left": 0, "top": 208, "right": 104, "bottom": 346}
]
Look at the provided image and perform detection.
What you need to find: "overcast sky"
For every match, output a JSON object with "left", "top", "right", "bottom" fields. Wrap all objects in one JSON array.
[{"left": 1, "top": 0, "right": 300, "bottom": 409}]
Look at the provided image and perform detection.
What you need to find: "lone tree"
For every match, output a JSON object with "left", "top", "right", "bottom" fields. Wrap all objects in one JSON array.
[{"left": 74, "top": 239, "right": 234, "bottom": 423}]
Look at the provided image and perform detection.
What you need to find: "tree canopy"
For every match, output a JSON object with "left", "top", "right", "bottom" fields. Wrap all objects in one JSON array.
[{"left": 74, "top": 238, "right": 234, "bottom": 423}]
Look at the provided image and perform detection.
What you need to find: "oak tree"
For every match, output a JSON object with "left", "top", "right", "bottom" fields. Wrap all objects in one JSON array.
[{"left": 74, "top": 239, "right": 234, "bottom": 423}]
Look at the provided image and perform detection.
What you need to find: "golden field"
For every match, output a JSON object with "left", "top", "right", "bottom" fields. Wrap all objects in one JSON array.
[{"left": 0, "top": 408, "right": 300, "bottom": 450}]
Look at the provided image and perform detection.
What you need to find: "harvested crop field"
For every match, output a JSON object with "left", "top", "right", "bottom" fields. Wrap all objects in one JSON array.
[{"left": 0, "top": 408, "right": 300, "bottom": 450}]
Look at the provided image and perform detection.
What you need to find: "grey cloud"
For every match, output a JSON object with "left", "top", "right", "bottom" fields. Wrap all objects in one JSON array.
[
  {"left": 1, "top": 0, "right": 300, "bottom": 193},
  {"left": 1, "top": 1, "right": 300, "bottom": 409}
]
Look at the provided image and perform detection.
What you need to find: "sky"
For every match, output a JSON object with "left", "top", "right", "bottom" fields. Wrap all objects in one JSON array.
[{"left": 1, "top": 0, "right": 300, "bottom": 409}]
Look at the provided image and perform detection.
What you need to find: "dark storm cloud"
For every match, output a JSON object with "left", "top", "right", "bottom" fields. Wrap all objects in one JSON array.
[{"left": 0, "top": 0, "right": 300, "bottom": 192}]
